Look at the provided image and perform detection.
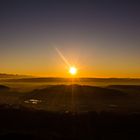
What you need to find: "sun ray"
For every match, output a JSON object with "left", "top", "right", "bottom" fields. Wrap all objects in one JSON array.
[{"left": 55, "top": 47, "right": 70, "bottom": 67}]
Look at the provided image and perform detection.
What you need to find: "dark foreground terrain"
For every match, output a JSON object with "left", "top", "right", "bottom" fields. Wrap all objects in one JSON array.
[
  {"left": 0, "top": 84, "right": 140, "bottom": 139},
  {"left": 0, "top": 105, "right": 140, "bottom": 140}
]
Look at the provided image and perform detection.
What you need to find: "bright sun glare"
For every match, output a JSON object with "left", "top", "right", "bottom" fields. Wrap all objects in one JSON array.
[{"left": 69, "top": 66, "right": 77, "bottom": 75}]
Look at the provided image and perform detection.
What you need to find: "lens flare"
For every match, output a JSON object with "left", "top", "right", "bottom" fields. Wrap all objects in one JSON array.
[{"left": 69, "top": 67, "right": 77, "bottom": 75}]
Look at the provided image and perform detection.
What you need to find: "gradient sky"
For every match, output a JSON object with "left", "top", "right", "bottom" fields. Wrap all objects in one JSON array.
[{"left": 0, "top": 0, "right": 140, "bottom": 78}]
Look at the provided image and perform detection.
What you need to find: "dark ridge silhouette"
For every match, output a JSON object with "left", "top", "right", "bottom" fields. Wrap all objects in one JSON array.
[
  {"left": 108, "top": 85, "right": 140, "bottom": 90},
  {"left": 3, "top": 77, "right": 140, "bottom": 83},
  {"left": 0, "top": 85, "right": 10, "bottom": 91},
  {"left": 0, "top": 73, "right": 30, "bottom": 79},
  {"left": 20, "top": 84, "right": 130, "bottom": 113},
  {"left": 24, "top": 84, "right": 126, "bottom": 100},
  {"left": 0, "top": 73, "right": 18, "bottom": 78}
]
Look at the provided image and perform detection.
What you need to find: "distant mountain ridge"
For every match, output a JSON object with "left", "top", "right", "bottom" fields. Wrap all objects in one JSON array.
[
  {"left": 0, "top": 73, "right": 31, "bottom": 79},
  {"left": 5, "top": 77, "right": 140, "bottom": 82},
  {"left": 0, "top": 73, "right": 140, "bottom": 83}
]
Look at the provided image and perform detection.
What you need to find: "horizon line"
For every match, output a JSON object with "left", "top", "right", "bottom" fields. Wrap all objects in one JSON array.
[{"left": 0, "top": 72, "right": 140, "bottom": 79}]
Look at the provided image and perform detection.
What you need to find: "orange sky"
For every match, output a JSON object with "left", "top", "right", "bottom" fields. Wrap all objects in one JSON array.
[{"left": 0, "top": 1, "right": 140, "bottom": 78}]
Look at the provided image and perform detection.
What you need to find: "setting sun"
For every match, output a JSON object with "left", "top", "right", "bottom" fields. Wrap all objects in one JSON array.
[{"left": 69, "top": 67, "right": 77, "bottom": 75}]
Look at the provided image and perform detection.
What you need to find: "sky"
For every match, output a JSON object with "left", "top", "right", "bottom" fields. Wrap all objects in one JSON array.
[{"left": 0, "top": 0, "right": 140, "bottom": 78}]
